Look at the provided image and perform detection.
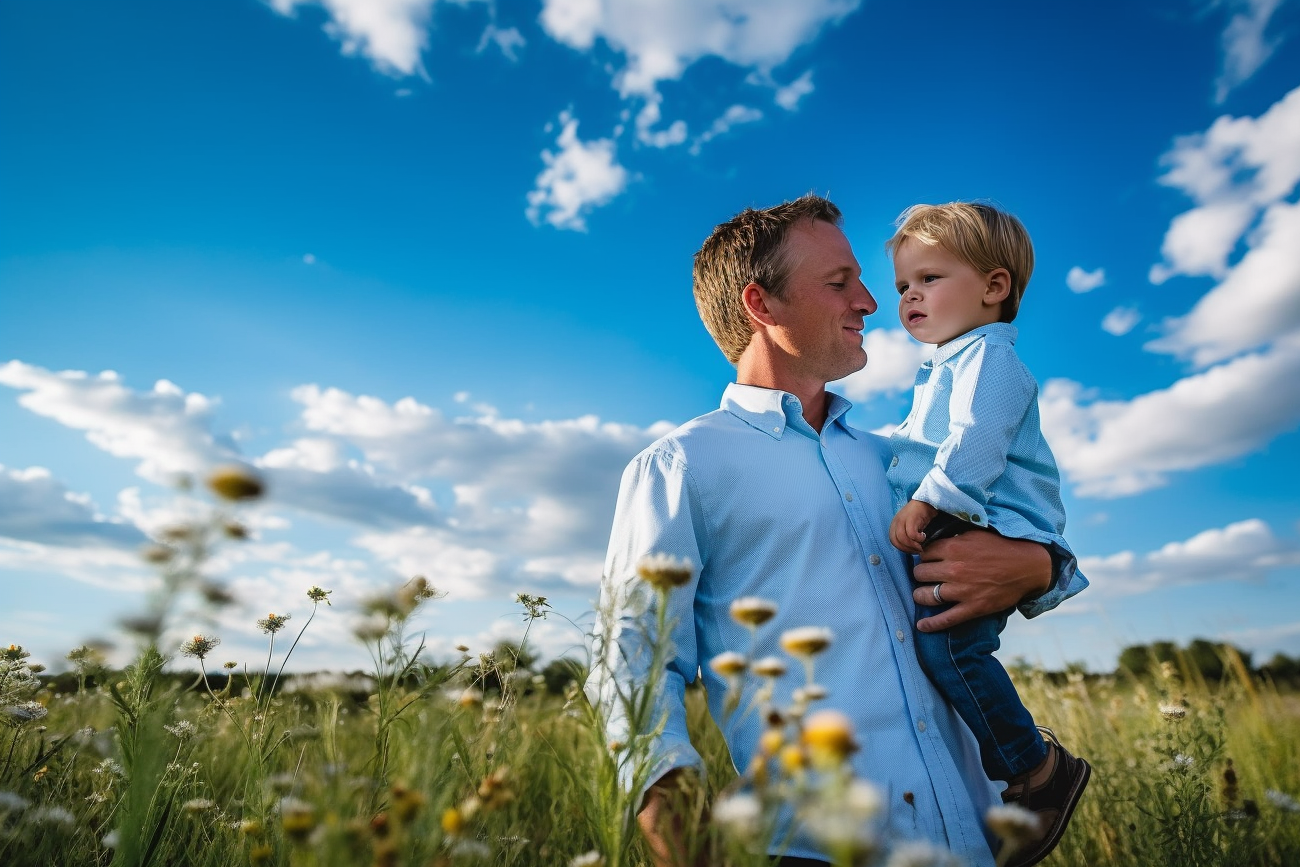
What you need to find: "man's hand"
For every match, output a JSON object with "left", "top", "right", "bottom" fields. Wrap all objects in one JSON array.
[
  {"left": 889, "top": 499, "right": 939, "bottom": 554},
  {"left": 911, "top": 530, "right": 1051, "bottom": 632},
  {"left": 638, "top": 770, "right": 709, "bottom": 867}
]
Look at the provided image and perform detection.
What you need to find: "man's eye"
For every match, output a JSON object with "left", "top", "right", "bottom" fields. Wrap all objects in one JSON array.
[{"left": 828, "top": 282, "right": 845, "bottom": 289}]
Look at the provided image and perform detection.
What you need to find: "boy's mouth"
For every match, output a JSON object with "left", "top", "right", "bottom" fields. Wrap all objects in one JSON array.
[{"left": 907, "top": 311, "right": 926, "bottom": 325}]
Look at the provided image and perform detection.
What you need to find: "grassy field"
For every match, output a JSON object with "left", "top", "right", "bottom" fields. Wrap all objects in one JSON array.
[{"left": 2, "top": 477, "right": 1299, "bottom": 866}]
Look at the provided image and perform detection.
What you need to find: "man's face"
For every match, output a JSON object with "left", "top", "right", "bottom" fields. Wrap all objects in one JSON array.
[{"left": 763, "top": 219, "right": 878, "bottom": 384}]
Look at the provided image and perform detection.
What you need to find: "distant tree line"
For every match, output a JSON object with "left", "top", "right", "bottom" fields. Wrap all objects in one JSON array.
[{"left": 1116, "top": 638, "right": 1300, "bottom": 686}]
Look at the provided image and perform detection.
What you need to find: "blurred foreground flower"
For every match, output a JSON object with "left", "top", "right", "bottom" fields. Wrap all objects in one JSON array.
[
  {"left": 780, "top": 627, "right": 834, "bottom": 658},
  {"left": 207, "top": 464, "right": 265, "bottom": 501},
  {"left": 985, "top": 803, "right": 1041, "bottom": 861},
  {"left": 636, "top": 553, "right": 693, "bottom": 590},
  {"left": 731, "top": 597, "right": 778, "bottom": 627},
  {"left": 802, "top": 709, "right": 858, "bottom": 765}
]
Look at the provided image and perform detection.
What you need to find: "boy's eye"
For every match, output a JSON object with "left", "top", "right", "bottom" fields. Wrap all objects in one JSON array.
[
  {"left": 895, "top": 283, "right": 907, "bottom": 294},
  {"left": 923, "top": 274, "right": 939, "bottom": 283}
]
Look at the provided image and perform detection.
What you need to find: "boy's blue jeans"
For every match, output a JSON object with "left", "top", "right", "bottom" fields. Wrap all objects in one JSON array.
[{"left": 914, "top": 514, "right": 1048, "bottom": 782}]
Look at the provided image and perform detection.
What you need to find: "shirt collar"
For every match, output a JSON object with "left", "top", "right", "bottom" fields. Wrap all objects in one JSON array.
[
  {"left": 930, "top": 321, "right": 1018, "bottom": 366},
  {"left": 721, "top": 382, "right": 858, "bottom": 440}
]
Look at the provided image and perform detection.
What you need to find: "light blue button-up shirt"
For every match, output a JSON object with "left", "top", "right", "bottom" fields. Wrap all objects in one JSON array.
[
  {"left": 588, "top": 383, "right": 1077, "bottom": 864},
  {"left": 887, "top": 323, "right": 1088, "bottom": 605}
]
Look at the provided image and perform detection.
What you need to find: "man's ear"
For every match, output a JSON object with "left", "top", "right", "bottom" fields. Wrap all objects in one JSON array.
[
  {"left": 984, "top": 268, "right": 1012, "bottom": 307},
  {"left": 742, "top": 282, "right": 779, "bottom": 327}
]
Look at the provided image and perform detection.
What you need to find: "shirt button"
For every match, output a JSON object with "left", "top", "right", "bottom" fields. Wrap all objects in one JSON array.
[
  {"left": 895, "top": 629, "right": 905, "bottom": 642},
  {"left": 845, "top": 492, "right": 854, "bottom": 502},
  {"left": 869, "top": 554, "right": 881, "bottom": 565},
  {"left": 916, "top": 720, "right": 927, "bottom": 733},
  {"left": 772, "top": 427, "right": 780, "bottom": 434},
  {"left": 890, "top": 456, "right": 899, "bottom": 467}
]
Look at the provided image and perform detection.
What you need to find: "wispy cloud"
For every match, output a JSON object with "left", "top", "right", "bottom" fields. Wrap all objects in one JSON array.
[
  {"left": 477, "top": 23, "right": 524, "bottom": 61},
  {"left": 690, "top": 104, "right": 764, "bottom": 154},
  {"left": 774, "top": 70, "right": 815, "bottom": 111},
  {"left": 1079, "top": 518, "right": 1300, "bottom": 598},
  {"left": 526, "top": 112, "right": 630, "bottom": 231},
  {"left": 267, "top": 0, "right": 439, "bottom": 77},
  {"left": 1101, "top": 306, "right": 1141, "bottom": 336},
  {"left": 0, "top": 466, "right": 144, "bottom": 549},
  {"left": 1214, "top": 0, "right": 1288, "bottom": 104},
  {"left": 1066, "top": 266, "right": 1106, "bottom": 293}
]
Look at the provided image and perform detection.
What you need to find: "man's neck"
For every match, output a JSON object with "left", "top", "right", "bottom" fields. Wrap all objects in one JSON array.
[{"left": 735, "top": 356, "right": 830, "bottom": 432}]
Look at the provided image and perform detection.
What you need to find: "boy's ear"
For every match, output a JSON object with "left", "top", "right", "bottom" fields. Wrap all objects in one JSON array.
[
  {"left": 742, "top": 282, "right": 779, "bottom": 327},
  {"left": 984, "top": 268, "right": 1012, "bottom": 307}
]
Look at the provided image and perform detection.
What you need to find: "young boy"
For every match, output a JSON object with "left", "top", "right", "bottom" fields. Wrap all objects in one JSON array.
[{"left": 885, "top": 202, "right": 1091, "bottom": 867}]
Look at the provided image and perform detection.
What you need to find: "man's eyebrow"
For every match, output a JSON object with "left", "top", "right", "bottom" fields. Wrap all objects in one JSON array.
[{"left": 820, "top": 264, "right": 856, "bottom": 279}]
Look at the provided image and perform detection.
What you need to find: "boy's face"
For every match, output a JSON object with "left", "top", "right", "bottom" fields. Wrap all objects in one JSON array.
[{"left": 892, "top": 237, "right": 1007, "bottom": 345}]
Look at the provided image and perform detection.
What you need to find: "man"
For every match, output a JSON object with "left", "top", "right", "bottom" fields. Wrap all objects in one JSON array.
[{"left": 588, "top": 196, "right": 1082, "bottom": 866}]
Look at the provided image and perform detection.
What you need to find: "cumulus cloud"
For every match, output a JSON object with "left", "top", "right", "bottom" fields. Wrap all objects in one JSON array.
[
  {"left": 1101, "top": 306, "right": 1141, "bottom": 336},
  {"left": 1079, "top": 518, "right": 1300, "bottom": 599},
  {"left": 690, "top": 104, "right": 763, "bottom": 154},
  {"left": 1066, "top": 266, "right": 1106, "bottom": 293},
  {"left": 526, "top": 112, "right": 630, "bottom": 231},
  {"left": 634, "top": 95, "right": 689, "bottom": 148},
  {"left": 0, "top": 466, "right": 145, "bottom": 549},
  {"left": 833, "top": 328, "right": 931, "bottom": 402},
  {"left": 1041, "top": 333, "right": 1300, "bottom": 497},
  {"left": 538, "top": 0, "right": 861, "bottom": 99},
  {"left": 0, "top": 361, "right": 235, "bottom": 483},
  {"left": 1214, "top": 0, "right": 1287, "bottom": 104},
  {"left": 268, "top": 0, "right": 439, "bottom": 77}
]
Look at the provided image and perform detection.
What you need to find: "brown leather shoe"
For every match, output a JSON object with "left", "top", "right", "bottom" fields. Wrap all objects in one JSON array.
[{"left": 1000, "top": 727, "right": 1091, "bottom": 867}]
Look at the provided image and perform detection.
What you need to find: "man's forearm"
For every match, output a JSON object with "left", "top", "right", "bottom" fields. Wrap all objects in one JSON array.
[{"left": 911, "top": 530, "right": 1052, "bottom": 632}]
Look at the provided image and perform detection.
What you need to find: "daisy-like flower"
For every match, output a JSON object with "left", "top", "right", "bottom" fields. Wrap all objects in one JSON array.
[
  {"left": 709, "top": 651, "right": 749, "bottom": 678},
  {"left": 802, "top": 709, "right": 858, "bottom": 764},
  {"left": 730, "top": 597, "right": 779, "bottom": 627},
  {"left": 569, "top": 851, "right": 605, "bottom": 867},
  {"left": 181, "top": 634, "right": 221, "bottom": 659},
  {"left": 985, "top": 803, "right": 1042, "bottom": 848},
  {"left": 306, "top": 586, "right": 332, "bottom": 605},
  {"left": 751, "top": 657, "right": 788, "bottom": 679},
  {"left": 2, "top": 701, "right": 48, "bottom": 726},
  {"left": 257, "top": 613, "right": 291, "bottom": 634},
  {"left": 635, "top": 553, "right": 694, "bottom": 590},
  {"left": 712, "top": 792, "right": 763, "bottom": 838},
  {"left": 183, "top": 798, "right": 216, "bottom": 814},
  {"left": 794, "top": 684, "right": 829, "bottom": 703},
  {"left": 206, "top": 465, "right": 265, "bottom": 501},
  {"left": 884, "top": 840, "right": 961, "bottom": 867},
  {"left": 780, "top": 627, "right": 834, "bottom": 657},
  {"left": 1159, "top": 702, "right": 1187, "bottom": 720}
]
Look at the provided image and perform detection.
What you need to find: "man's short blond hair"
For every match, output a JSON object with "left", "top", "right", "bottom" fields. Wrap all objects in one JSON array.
[
  {"left": 885, "top": 202, "right": 1034, "bottom": 323},
  {"left": 693, "top": 195, "right": 843, "bottom": 364}
]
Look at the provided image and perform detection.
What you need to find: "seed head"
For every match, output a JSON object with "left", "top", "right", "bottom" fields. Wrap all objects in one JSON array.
[
  {"left": 712, "top": 792, "right": 762, "bottom": 838},
  {"left": 181, "top": 634, "right": 221, "bottom": 659},
  {"left": 1159, "top": 702, "right": 1188, "bottom": 720},
  {"left": 306, "top": 586, "right": 332, "bottom": 605},
  {"left": 780, "top": 626, "right": 834, "bottom": 658},
  {"left": 709, "top": 651, "right": 749, "bottom": 678},
  {"left": 985, "top": 803, "right": 1041, "bottom": 847},
  {"left": 256, "top": 613, "right": 291, "bottom": 634},
  {"left": 635, "top": 553, "right": 694, "bottom": 590},
  {"left": 207, "top": 465, "right": 265, "bottom": 501},
  {"left": 730, "top": 597, "right": 779, "bottom": 627},
  {"left": 751, "top": 656, "right": 788, "bottom": 678},
  {"left": 802, "top": 709, "right": 858, "bottom": 764}
]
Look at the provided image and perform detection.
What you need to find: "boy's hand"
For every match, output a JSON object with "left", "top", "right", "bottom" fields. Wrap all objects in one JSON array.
[{"left": 890, "top": 500, "right": 939, "bottom": 554}]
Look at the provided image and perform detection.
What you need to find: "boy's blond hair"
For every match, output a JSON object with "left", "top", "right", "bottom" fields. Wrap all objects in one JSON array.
[
  {"left": 885, "top": 202, "right": 1034, "bottom": 323},
  {"left": 693, "top": 194, "right": 842, "bottom": 364}
]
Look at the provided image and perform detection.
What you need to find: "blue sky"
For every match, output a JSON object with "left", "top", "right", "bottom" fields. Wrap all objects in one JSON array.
[{"left": 2, "top": 0, "right": 1299, "bottom": 674}]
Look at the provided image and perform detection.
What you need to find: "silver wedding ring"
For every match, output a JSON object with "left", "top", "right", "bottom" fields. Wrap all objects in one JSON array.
[{"left": 932, "top": 583, "right": 945, "bottom": 604}]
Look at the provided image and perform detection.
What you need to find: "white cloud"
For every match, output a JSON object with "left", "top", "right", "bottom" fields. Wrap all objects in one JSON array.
[
  {"left": 538, "top": 0, "right": 862, "bottom": 99},
  {"left": 1101, "top": 306, "right": 1141, "bottom": 336},
  {"left": 1065, "top": 266, "right": 1106, "bottom": 293},
  {"left": 690, "top": 104, "right": 763, "bottom": 154},
  {"left": 526, "top": 112, "right": 630, "bottom": 231},
  {"left": 774, "top": 70, "right": 814, "bottom": 111},
  {"left": 1214, "top": 0, "right": 1287, "bottom": 104},
  {"left": 1148, "top": 200, "right": 1300, "bottom": 366},
  {"left": 477, "top": 24, "right": 525, "bottom": 61},
  {"left": 0, "top": 466, "right": 145, "bottom": 549},
  {"left": 269, "top": 0, "right": 438, "bottom": 77},
  {"left": 833, "top": 328, "right": 930, "bottom": 402},
  {"left": 1079, "top": 519, "right": 1300, "bottom": 599},
  {"left": 1041, "top": 334, "right": 1300, "bottom": 497},
  {"left": 634, "top": 95, "right": 689, "bottom": 148},
  {"left": 1149, "top": 85, "right": 1300, "bottom": 285},
  {"left": 0, "top": 361, "right": 235, "bottom": 483}
]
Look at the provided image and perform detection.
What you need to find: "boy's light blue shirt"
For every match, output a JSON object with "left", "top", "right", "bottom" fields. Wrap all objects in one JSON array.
[
  {"left": 888, "top": 322, "right": 1088, "bottom": 605},
  {"left": 588, "top": 383, "right": 1080, "bottom": 864}
]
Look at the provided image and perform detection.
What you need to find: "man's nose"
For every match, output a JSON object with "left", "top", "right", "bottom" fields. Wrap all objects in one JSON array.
[{"left": 854, "top": 281, "right": 878, "bottom": 315}]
